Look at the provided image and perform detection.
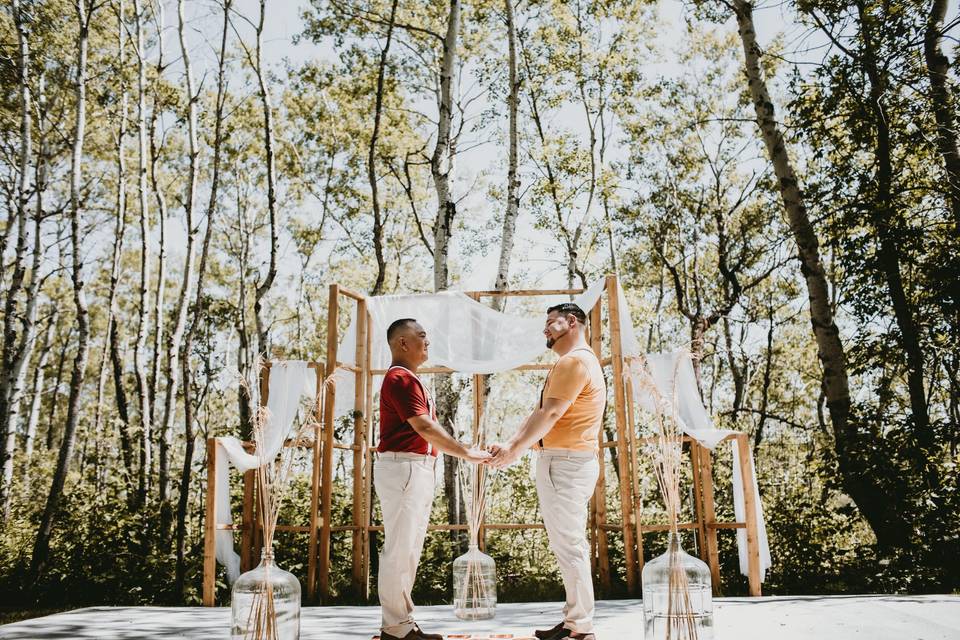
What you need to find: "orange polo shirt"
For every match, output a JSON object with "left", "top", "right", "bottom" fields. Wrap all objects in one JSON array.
[{"left": 539, "top": 347, "right": 606, "bottom": 452}]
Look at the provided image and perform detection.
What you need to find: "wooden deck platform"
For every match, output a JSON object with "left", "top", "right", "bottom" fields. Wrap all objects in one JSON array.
[{"left": 1, "top": 595, "right": 958, "bottom": 639}]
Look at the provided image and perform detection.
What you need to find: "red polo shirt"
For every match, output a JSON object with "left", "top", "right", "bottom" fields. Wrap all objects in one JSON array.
[{"left": 377, "top": 366, "right": 436, "bottom": 456}]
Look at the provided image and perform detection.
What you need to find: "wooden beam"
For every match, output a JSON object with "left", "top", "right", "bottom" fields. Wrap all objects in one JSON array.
[
  {"left": 336, "top": 286, "right": 366, "bottom": 302},
  {"left": 737, "top": 433, "right": 763, "bottom": 596},
  {"left": 691, "top": 441, "right": 709, "bottom": 564},
  {"left": 465, "top": 288, "right": 585, "bottom": 297},
  {"left": 318, "top": 284, "right": 339, "bottom": 602},
  {"left": 306, "top": 392, "right": 323, "bottom": 602},
  {"left": 637, "top": 522, "right": 700, "bottom": 533},
  {"left": 362, "top": 308, "right": 375, "bottom": 601},
  {"left": 606, "top": 275, "right": 639, "bottom": 594},
  {"left": 700, "top": 440, "right": 722, "bottom": 595},
  {"left": 202, "top": 438, "right": 217, "bottom": 607},
  {"left": 625, "top": 375, "right": 644, "bottom": 577},
  {"left": 589, "top": 301, "right": 609, "bottom": 592},
  {"left": 351, "top": 299, "right": 367, "bottom": 595}
]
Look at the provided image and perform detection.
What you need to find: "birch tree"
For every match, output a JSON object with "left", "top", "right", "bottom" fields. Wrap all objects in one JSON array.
[
  {"left": 0, "top": 0, "right": 33, "bottom": 507},
  {"left": 492, "top": 0, "right": 521, "bottom": 309},
  {"left": 92, "top": 0, "right": 134, "bottom": 498},
  {"left": 132, "top": 0, "right": 153, "bottom": 507},
  {"left": 29, "top": 0, "right": 95, "bottom": 584},
  {"left": 157, "top": 0, "right": 201, "bottom": 539},
  {"left": 175, "top": 0, "right": 231, "bottom": 595}
]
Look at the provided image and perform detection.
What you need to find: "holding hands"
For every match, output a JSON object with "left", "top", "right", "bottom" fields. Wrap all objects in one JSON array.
[
  {"left": 463, "top": 447, "right": 493, "bottom": 464},
  {"left": 483, "top": 442, "right": 522, "bottom": 469}
]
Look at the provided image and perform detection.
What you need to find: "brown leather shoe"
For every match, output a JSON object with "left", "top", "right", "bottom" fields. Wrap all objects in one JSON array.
[
  {"left": 569, "top": 634, "right": 595, "bottom": 640},
  {"left": 535, "top": 622, "right": 569, "bottom": 640},
  {"left": 379, "top": 624, "right": 444, "bottom": 640},
  {"left": 412, "top": 624, "right": 443, "bottom": 640}
]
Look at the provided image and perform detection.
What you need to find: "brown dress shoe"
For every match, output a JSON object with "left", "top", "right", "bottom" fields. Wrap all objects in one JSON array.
[
  {"left": 412, "top": 623, "right": 443, "bottom": 640},
  {"left": 569, "top": 634, "right": 595, "bottom": 640},
  {"left": 535, "top": 621, "right": 569, "bottom": 639},
  {"left": 379, "top": 624, "right": 444, "bottom": 640}
]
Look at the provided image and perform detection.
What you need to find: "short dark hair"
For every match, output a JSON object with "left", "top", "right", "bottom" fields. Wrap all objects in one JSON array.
[
  {"left": 387, "top": 318, "right": 418, "bottom": 341},
  {"left": 547, "top": 302, "right": 587, "bottom": 324}
]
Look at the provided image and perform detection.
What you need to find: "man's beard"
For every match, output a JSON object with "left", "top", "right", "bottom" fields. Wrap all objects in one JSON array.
[{"left": 545, "top": 327, "right": 567, "bottom": 349}]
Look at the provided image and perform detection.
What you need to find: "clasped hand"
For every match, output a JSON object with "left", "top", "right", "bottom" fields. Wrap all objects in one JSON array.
[{"left": 481, "top": 442, "right": 521, "bottom": 469}]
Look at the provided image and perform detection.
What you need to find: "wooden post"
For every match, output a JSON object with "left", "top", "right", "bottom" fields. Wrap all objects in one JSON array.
[
  {"left": 307, "top": 362, "right": 324, "bottom": 602},
  {"left": 625, "top": 375, "right": 644, "bottom": 577},
  {"left": 319, "top": 284, "right": 340, "bottom": 601},
  {"left": 606, "top": 274, "right": 638, "bottom": 594},
  {"left": 589, "top": 302, "right": 611, "bottom": 592},
  {"left": 203, "top": 438, "right": 218, "bottom": 606},
  {"left": 362, "top": 310, "right": 375, "bottom": 600},
  {"left": 691, "top": 441, "right": 708, "bottom": 563},
  {"left": 736, "top": 433, "right": 762, "bottom": 596},
  {"left": 474, "top": 371, "right": 488, "bottom": 551},
  {"left": 699, "top": 442, "right": 722, "bottom": 594},
  {"left": 351, "top": 300, "right": 368, "bottom": 594},
  {"left": 467, "top": 292, "right": 487, "bottom": 552}
]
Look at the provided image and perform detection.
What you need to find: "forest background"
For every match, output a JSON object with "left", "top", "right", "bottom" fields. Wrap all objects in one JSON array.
[{"left": 0, "top": 0, "right": 958, "bottom": 619}]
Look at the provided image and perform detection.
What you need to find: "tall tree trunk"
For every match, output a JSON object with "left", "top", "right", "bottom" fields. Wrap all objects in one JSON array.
[
  {"left": 363, "top": 0, "right": 399, "bottom": 587},
  {"left": 430, "top": 0, "right": 465, "bottom": 542},
  {"left": 492, "top": 0, "right": 521, "bottom": 311},
  {"left": 0, "top": 0, "right": 33, "bottom": 504},
  {"left": 110, "top": 314, "right": 134, "bottom": 492},
  {"left": 148, "top": 0, "right": 168, "bottom": 447},
  {"left": 23, "top": 317, "right": 55, "bottom": 495},
  {"left": 30, "top": 0, "right": 94, "bottom": 584},
  {"left": 250, "top": 0, "right": 278, "bottom": 358},
  {"left": 731, "top": 0, "right": 914, "bottom": 550},
  {"left": 236, "top": 171, "right": 255, "bottom": 440},
  {"left": 857, "top": 3, "right": 931, "bottom": 448},
  {"left": 175, "top": 0, "right": 230, "bottom": 598},
  {"left": 368, "top": 0, "right": 399, "bottom": 296},
  {"left": 46, "top": 323, "right": 70, "bottom": 451},
  {"left": 133, "top": 0, "right": 153, "bottom": 509},
  {"left": 924, "top": 0, "right": 960, "bottom": 234},
  {"left": 92, "top": 0, "right": 130, "bottom": 493},
  {"left": 430, "top": 0, "right": 460, "bottom": 295},
  {"left": 158, "top": 0, "right": 201, "bottom": 542}
]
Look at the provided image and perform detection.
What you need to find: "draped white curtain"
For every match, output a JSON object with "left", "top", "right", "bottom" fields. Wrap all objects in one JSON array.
[
  {"left": 333, "top": 279, "right": 770, "bottom": 581},
  {"left": 214, "top": 361, "right": 317, "bottom": 583}
]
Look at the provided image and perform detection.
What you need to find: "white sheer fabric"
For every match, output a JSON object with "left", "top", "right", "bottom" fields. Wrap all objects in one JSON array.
[
  {"left": 214, "top": 360, "right": 317, "bottom": 583},
  {"left": 331, "top": 279, "right": 770, "bottom": 581}
]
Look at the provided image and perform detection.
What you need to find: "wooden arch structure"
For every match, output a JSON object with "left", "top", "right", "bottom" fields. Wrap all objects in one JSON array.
[{"left": 202, "top": 275, "right": 763, "bottom": 605}]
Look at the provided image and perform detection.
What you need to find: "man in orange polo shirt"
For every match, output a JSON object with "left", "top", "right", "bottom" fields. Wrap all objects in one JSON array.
[{"left": 488, "top": 302, "right": 604, "bottom": 640}]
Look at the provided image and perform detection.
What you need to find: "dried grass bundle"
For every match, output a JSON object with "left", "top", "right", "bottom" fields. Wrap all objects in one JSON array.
[
  {"left": 455, "top": 458, "right": 493, "bottom": 619},
  {"left": 627, "top": 353, "right": 701, "bottom": 640},
  {"left": 452, "top": 413, "right": 494, "bottom": 620}
]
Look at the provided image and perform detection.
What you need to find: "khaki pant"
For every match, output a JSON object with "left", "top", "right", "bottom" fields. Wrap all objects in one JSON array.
[
  {"left": 374, "top": 452, "right": 437, "bottom": 637},
  {"left": 536, "top": 449, "right": 600, "bottom": 634}
]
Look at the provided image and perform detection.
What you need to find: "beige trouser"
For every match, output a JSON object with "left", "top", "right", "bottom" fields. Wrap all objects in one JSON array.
[
  {"left": 374, "top": 452, "right": 437, "bottom": 637},
  {"left": 536, "top": 448, "right": 600, "bottom": 635}
]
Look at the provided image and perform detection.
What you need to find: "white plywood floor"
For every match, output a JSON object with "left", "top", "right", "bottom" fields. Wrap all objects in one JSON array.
[{"left": 1, "top": 596, "right": 958, "bottom": 639}]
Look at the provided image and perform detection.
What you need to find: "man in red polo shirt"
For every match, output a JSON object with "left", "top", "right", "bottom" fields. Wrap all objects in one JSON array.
[{"left": 375, "top": 318, "right": 490, "bottom": 640}]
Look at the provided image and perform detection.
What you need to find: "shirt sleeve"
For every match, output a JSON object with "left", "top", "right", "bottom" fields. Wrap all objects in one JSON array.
[
  {"left": 388, "top": 371, "right": 431, "bottom": 422},
  {"left": 544, "top": 355, "right": 589, "bottom": 403}
]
